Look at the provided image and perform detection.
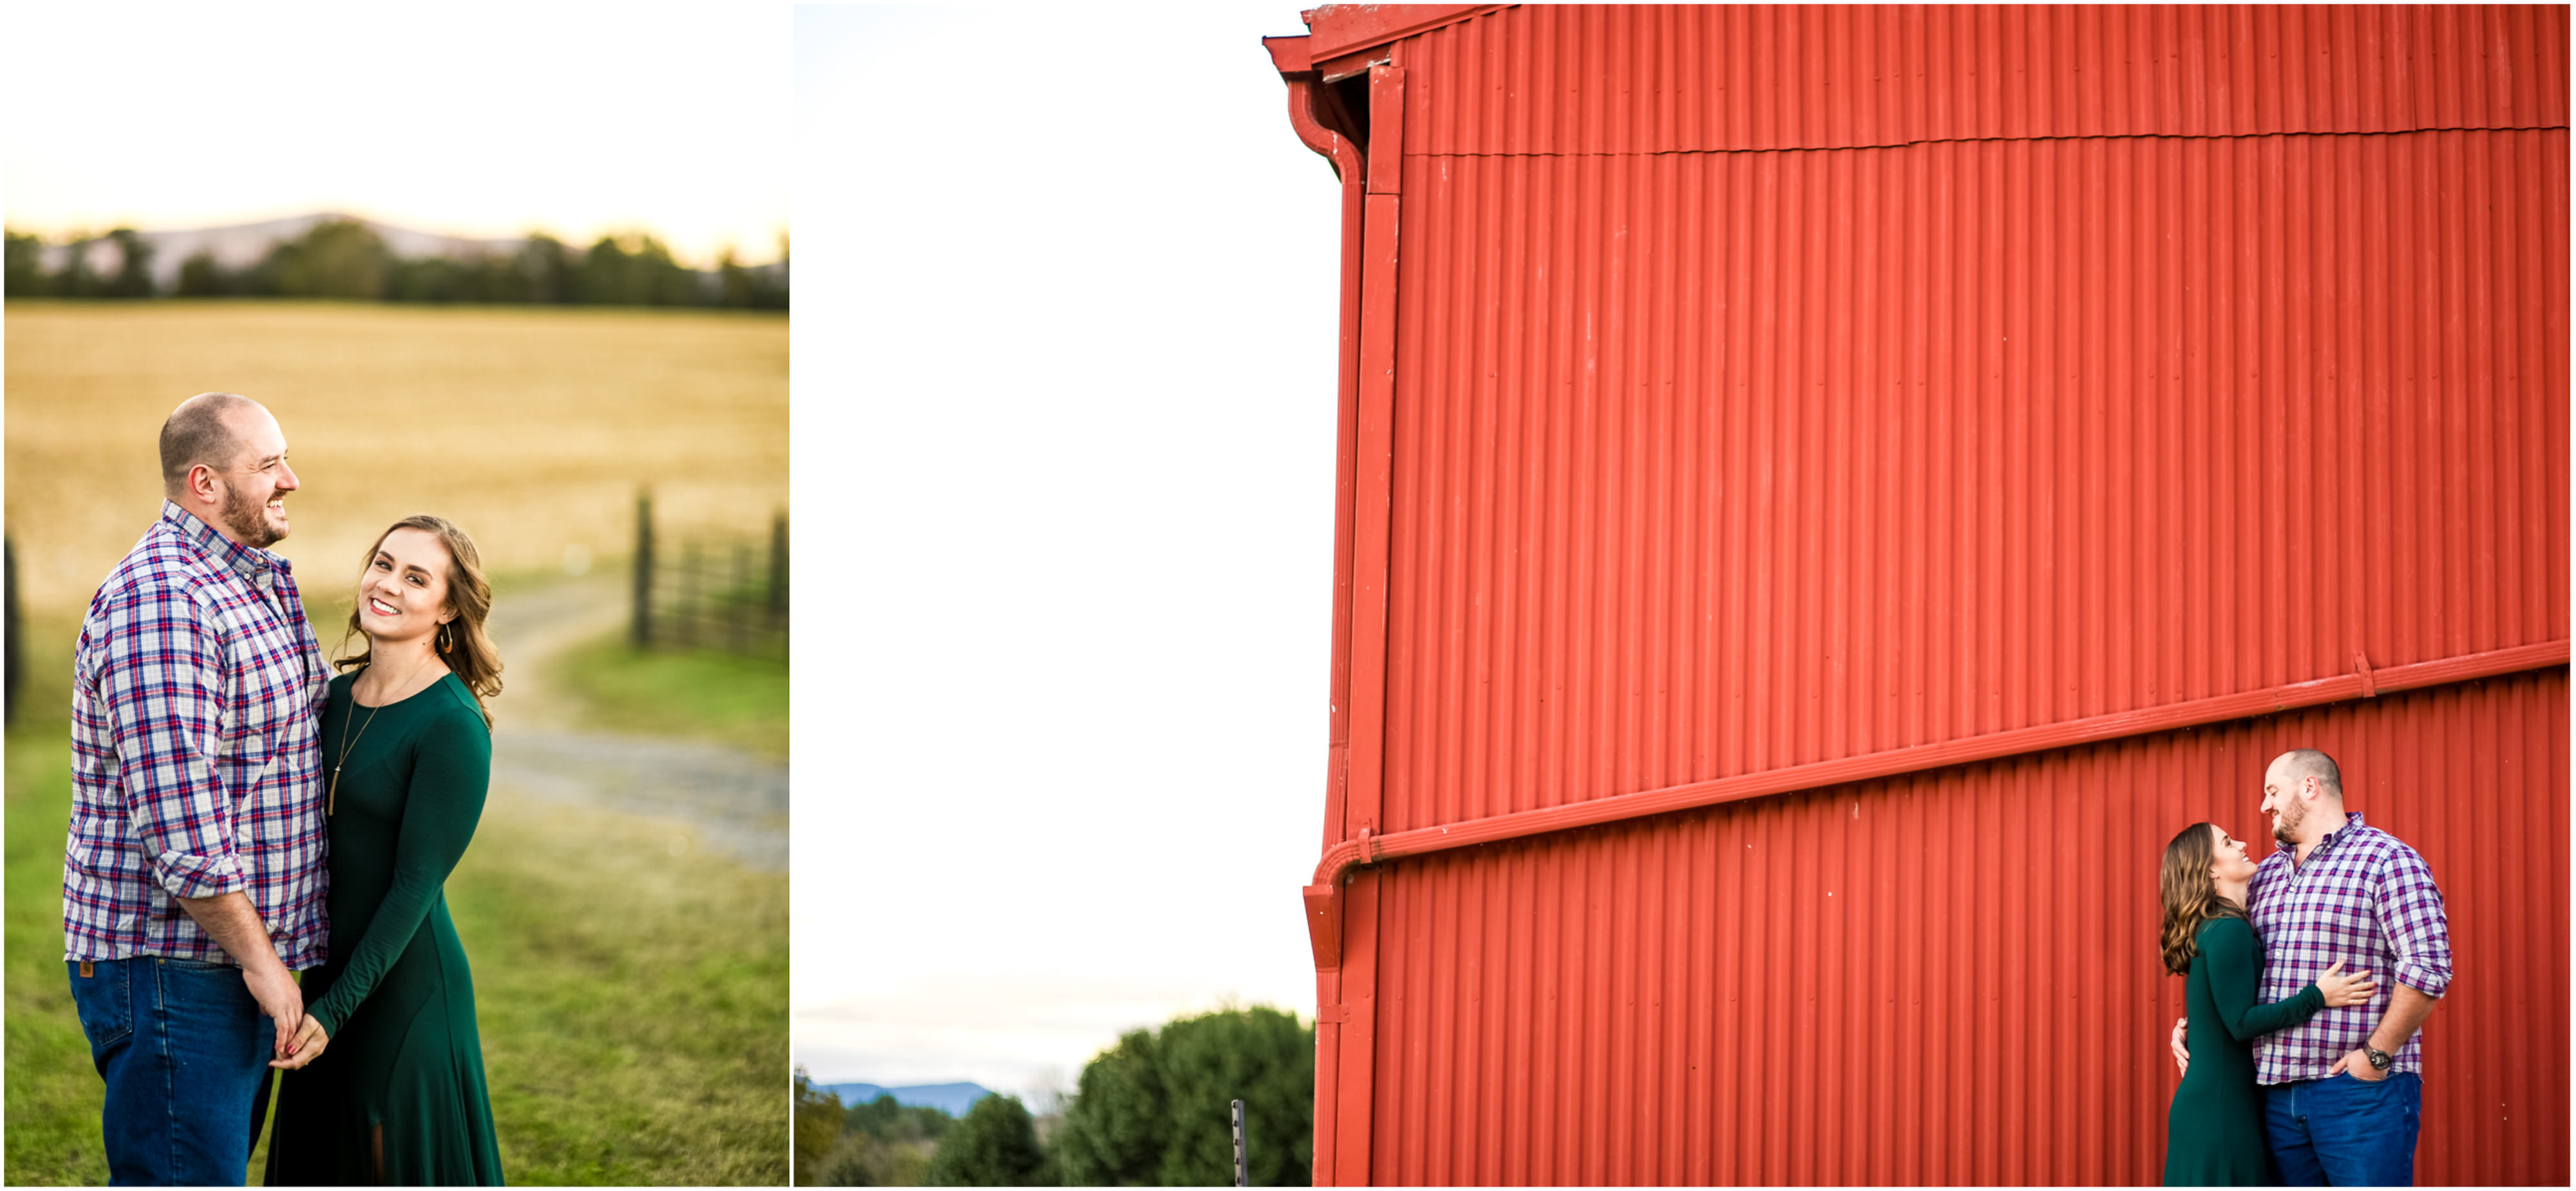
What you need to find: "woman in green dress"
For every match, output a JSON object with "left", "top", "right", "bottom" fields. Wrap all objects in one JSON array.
[
  {"left": 2157, "top": 822, "right": 2374, "bottom": 1186},
  {"left": 265, "top": 514, "right": 506, "bottom": 1185}
]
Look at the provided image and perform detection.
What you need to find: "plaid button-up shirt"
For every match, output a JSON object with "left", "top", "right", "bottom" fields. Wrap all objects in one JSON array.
[
  {"left": 2248, "top": 812, "right": 2452, "bottom": 1083},
  {"left": 62, "top": 502, "right": 331, "bottom": 968}
]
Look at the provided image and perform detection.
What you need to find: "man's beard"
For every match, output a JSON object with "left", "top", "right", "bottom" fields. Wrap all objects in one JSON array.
[
  {"left": 2271, "top": 798, "right": 2304, "bottom": 845},
  {"left": 218, "top": 480, "right": 285, "bottom": 548}
]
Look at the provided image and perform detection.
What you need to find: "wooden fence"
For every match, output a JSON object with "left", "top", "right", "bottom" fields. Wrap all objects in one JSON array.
[{"left": 631, "top": 494, "right": 787, "bottom": 662}]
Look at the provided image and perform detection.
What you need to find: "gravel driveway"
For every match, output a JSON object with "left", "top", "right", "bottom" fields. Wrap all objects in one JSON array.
[{"left": 479, "top": 571, "right": 788, "bottom": 870}]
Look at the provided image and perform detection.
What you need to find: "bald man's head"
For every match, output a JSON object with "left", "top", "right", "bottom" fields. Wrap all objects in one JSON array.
[
  {"left": 2268, "top": 749, "right": 2345, "bottom": 800},
  {"left": 158, "top": 393, "right": 299, "bottom": 548},
  {"left": 159, "top": 393, "right": 263, "bottom": 496}
]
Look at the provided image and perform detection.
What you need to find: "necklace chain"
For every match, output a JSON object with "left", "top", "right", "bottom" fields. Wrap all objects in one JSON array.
[{"left": 329, "top": 653, "right": 439, "bottom": 816}]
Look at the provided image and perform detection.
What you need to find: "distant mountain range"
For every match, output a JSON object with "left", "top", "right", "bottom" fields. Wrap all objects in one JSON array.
[
  {"left": 822, "top": 1082, "right": 992, "bottom": 1118},
  {"left": 33, "top": 214, "right": 522, "bottom": 292},
  {"left": 32, "top": 213, "right": 778, "bottom": 292}
]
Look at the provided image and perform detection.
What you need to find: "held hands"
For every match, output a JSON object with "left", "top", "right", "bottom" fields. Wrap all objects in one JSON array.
[
  {"left": 2313, "top": 961, "right": 2379, "bottom": 1008},
  {"left": 242, "top": 963, "right": 303, "bottom": 1062},
  {"left": 270, "top": 1014, "right": 330, "bottom": 1071}
]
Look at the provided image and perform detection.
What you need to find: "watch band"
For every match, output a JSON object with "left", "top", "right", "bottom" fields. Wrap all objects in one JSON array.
[{"left": 2364, "top": 1045, "right": 2393, "bottom": 1071}]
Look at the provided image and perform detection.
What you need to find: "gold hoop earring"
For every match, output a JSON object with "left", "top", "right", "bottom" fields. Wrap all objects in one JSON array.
[{"left": 437, "top": 623, "right": 454, "bottom": 654}]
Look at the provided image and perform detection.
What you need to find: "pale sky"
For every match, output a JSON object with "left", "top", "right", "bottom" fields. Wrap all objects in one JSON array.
[
  {"left": 792, "top": 3, "right": 1338, "bottom": 1094},
  {"left": 0, "top": 4, "right": 788, "bottom": 267}
]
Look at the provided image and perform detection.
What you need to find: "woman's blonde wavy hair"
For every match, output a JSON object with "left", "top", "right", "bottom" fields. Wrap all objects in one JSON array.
[
  {"left": 2158, "top": 822, "right": 2248, "bottom": 975},
  {"left": 332, "top": 514, "right": 504, "bottom": 729}
]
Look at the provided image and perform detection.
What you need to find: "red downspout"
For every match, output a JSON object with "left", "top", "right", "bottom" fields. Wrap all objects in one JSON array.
[
  {"left": 1266, "top": 33, "right": 1367, "bottom": 1187},
  {"left": 1262, "top": 38, "right": 1365, "bottom": 874},
  {"left": 1323, "top": 62, "right": 1406, "bottom": 1188}
]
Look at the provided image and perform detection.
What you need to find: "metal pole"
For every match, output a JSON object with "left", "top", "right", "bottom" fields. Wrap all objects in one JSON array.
[
  {"left": 632, "top": 491, "right": 653, "bottom": 648},
  {"left": 1231, "top": 1099, "right": 1247, "bottom": 1188}
]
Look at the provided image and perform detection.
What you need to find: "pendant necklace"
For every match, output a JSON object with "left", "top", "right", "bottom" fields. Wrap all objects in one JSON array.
[{"left": 330, "top": 652, "right": 437, "bottom": 816}]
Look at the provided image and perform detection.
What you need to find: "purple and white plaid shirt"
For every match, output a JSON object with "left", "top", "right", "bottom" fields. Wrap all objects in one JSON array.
[
  {"left": 62, "top": 501, "right": 331, "bottom": 968},
  {"left": 2247, "top": 811, "right": 2452, "bottom": 1083}
]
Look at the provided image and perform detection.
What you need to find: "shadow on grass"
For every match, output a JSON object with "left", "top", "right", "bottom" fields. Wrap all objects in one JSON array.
[{"left": 4, "top": 616, "right": 787, "bottom": 1186}]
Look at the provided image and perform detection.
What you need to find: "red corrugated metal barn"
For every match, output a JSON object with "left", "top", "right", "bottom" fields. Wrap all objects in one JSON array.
[{"left": 1264, "top": 5, "right": 2568, "bottom": 1185}]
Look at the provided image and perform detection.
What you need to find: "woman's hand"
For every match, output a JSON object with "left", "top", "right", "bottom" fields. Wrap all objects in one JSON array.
[
  {"left": 2313, "top": 961, "right": 2378, "bottom": 1008},
  {"left": 269, "top": 1016, "right": 331, "bottom": 1071}
]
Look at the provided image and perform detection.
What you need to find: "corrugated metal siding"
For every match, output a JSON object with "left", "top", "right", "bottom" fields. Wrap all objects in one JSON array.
[
  {"left": 1400, "top": 5, "right": 2570, "bottom": 155},
  {"left": 1363, "top": 670, "right": 2568, "bottom": 1186},
  {"left": 1284, "top": 3, "right": 2572, "bottom": 1185},
  {"left": 1380, "top": 126, "right": 2570, "bottom": 834}
]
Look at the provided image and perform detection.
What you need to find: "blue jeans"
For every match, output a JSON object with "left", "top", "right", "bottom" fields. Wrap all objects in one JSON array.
[
  {"left": 66, "top": 958, "right": 277, "bottom": 1186},
  {"left": 2264, "top": 1071, "right": 2423, "bottom": 1186}
]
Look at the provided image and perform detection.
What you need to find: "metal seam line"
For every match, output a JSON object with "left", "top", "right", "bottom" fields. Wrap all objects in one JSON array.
[
  {"left": 1396, "top": 122, "right": 2576, "bottom": 159},
  {"left": 1304, "top": 638, "right": 2569, "bottom": 966}
]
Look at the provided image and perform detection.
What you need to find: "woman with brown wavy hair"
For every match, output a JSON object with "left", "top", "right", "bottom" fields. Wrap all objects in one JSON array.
[
  {"left": 2159, "top": 822, "right": 2374, "bottom": 1185},
  {"left": 263, "top": 514, "right": 505, "bottom": 1185}
]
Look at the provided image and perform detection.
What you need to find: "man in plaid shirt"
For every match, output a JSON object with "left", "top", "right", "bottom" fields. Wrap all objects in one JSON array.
[
  {"left": 62, "top": 392, "right": 331, "bottom": 1185},
  {"left": 2173, "top": 747, "right": 2452, "bottom": 1185}
]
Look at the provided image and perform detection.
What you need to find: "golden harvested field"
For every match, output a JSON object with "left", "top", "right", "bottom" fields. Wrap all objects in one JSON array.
[{"left": 5, "top": 301, "right": 786, "bottom": 616}]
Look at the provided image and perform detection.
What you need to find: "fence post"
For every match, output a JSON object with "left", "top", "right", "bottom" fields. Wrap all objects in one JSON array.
[
  {"left": 4, "top": 536, "right": 19, "bottom": 728},
  {"left": 677, "top": 541, "right": 702, "bottom": 649},
  {"left": 730, "top": 543, "right": 750, "bottom": 653},
  {"left": 632, "top": 491, "right": 654, "bottom": 648},
  {"left": 769, "top": 512, "right": 788, "bottom": 626}
]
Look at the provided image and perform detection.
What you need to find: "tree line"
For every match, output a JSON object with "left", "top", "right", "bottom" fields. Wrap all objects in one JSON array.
[
  {"left": 3, "top": 219, "right": 786, "bottom": 308},
  {"left": 796, "top": 1006, "right": 1314, "bottom": 1186}
]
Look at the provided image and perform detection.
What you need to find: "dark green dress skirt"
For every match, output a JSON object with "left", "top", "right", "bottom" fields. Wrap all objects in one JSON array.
[
  {"left": 2164, "top": 915, "right": 2322, "bottom": 1186},
  {"left": 267, "top": 670, "right": 504, "bottom": 1185}
]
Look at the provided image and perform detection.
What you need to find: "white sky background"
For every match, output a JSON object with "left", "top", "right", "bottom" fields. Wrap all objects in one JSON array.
[
  {"left": 0, "top": 5, "right": 789, "bottom": 267},
  {"left": 793, "top": 3, "right": 1338, "bottom": 1094}
]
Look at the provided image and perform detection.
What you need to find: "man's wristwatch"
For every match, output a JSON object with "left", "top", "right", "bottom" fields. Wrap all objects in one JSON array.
[{"left": 2363, "top": 1044, "right": 2394, "bottom": 1072}]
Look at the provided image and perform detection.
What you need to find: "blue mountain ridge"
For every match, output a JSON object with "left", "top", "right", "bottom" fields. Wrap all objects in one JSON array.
[{"left": 822, "top": 1082, "right": 992, "bottom": 1118}]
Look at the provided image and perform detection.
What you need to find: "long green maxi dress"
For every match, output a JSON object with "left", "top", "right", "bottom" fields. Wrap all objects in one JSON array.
[
  {"left": 2164, "top": 914, "right": 2324, "bottom": 1186},
  {"left": 267, "top": 670, "right": 504, "bottom": 1186}
]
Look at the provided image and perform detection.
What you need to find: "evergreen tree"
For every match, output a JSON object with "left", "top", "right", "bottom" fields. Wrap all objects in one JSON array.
[
  {"left": 1055, "top": 1029, "right": 1164, "bottom": 1185},
  {"left": 516, "top": 232, "right": 576, "bottom": 303},
  {"left": 53, "top": 238, "right": 97, "bottom": 297},
  {"left": 923, "top": 1093, "right": 1048, "bottom": 1187},
  {"left": 265, "top": 218, "right": 391, "bottom": 298},
  {"left": 1057, "top": 1007, "right": 1313, "bottom": 1186},
  {"left": 175, "top": 251, "right": 232, "bottom": 296},
  {"left": 3, "top": 231, "right": 47, "bottom": 297},
  {"left": 795, "top": 1067, "right": 848, "bottom": 1183},
  {"left": 103, "top": 228, "right": 154, "bottom": 297},
  {"left": 817, "top": 1130, "right": 876, "bottom": 1186},
  {"left": 838, "top": 1093, "right": 948, "bottom": 1185}
]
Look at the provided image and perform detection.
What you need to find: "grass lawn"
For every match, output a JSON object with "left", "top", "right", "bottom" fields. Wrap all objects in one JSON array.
[
  {"left": 552, "top": 635, "right": 789, "bottom": 762},
  {"left": 4, "top": 617, "right": 788, "bottom": 1185},
  {"left": 4, "top": 706, "right": 106, "bottom": 1185}
]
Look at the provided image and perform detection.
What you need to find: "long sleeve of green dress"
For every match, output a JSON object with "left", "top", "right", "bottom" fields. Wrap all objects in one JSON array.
[
  {"left": 2201, "top": 916, "right": 2323, "bottom": 1041},
  {"left": 305, "top": 696, "right": 490, "bottom": 1038},
  {"left": 2164, "top": 915, "right": 2326, "bottom": 1185},
  {"left": 269, "top": 671, "right": 502, "bottom": 1186}
]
